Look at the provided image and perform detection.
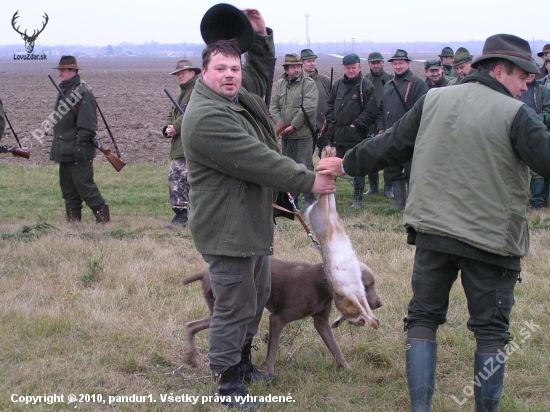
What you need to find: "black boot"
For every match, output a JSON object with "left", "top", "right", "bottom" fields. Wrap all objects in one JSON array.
[
  {"left": 65, "top": 205, "right": 82, "bottom": 222},
  {"left": 542, "top": 178, "right": 549, "bottom": 208},
  {"left": 240, "top": 339, "right": 274, "bottom": 383},
  {"left": 92, "top": 204, "right": 110, "bottom": 223},
  {"left": 392, "top": 180, "right": 407, "bottom": 211},
  {"left": 406, "top": 339, "right": 437, "bottom": 412},
  {"left": 384, "top": 181, "right": 394, "bottom": 198},
  {"left": 215, "top": 364, "right": 261, "bottom": 410},
  {"left": 352, "top": 182, "right": 364, "bottom": 208},
  {"left": 364, "top": 173, "right": 379, "bottom": 195},
  {"left": 474, "top": 352, "right": 505, "bottom": 412},
  {"left": 165, "top": 208, "right": 188, "bottom": 228}
]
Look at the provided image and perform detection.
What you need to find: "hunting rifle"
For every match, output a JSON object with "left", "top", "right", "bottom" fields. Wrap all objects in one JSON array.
[
  {"left": 1, "top": 108, "right": 30, "bottom": 159},
  {"left": 299, "top": 102, "right": 318, "bottom": 153},
  {"left": 47, "top": 75, "right": 125, "bottom": 172},
  {"left": 163, "top": 89, "right": 185, "bottom": 115},
  {"left": 265, "top": 57, "right": 277, "bottom": 107}
]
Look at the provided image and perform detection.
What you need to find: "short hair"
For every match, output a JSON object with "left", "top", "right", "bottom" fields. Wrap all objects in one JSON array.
[
  {"left": 201, "top": 39, "right": 241, "bottom": 69},
  {"left": 475, "top": 58, "right": 515, "bottom": 75}
]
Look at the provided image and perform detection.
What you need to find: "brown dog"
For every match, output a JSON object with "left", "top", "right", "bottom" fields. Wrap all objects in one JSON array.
[{"left": 183, "top": 257, "right": 382, "bottom": 376}]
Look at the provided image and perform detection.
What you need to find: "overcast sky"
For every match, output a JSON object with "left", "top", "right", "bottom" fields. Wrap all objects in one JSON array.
[{"left": 1, "top": 0, "right": 549, "bottom": 48}]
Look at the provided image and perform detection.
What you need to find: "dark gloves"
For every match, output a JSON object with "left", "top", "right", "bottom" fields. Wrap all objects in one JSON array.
[{"left": 74, "top": 144, "right": 87, "bottom": 163}]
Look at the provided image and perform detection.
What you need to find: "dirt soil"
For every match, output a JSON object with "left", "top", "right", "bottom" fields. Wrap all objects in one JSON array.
[{"left": 0, "top": 54, "right": 427, "bottom": 166}]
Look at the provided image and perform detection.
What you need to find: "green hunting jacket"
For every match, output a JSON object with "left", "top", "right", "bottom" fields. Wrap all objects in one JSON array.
[
  {"left": 366, "top": 68, "right": 391, "bottom": 135},
  {"left": 442, "top": 64, "right": 456, "bottom": 80},
  {"left": 50, "top": 75, "right": 97, "bottom": 163},
  {"left": 270, "top": 72, "right": 318, "bottom": 139},
  {"left": 181, "top": 80, "right": 316, "bottom": 257},
  {"left": 325, "top": 72, "right": 378, "bottom": 146},
  {"left": 162, "top": 73, "right": 199, "bottom": 159},
  {"left": 342, "top": 72, "right": 550, "bottom": 267},
  {"left": 448, "top": 68, "right": 477, "bottom": 86},
  {"left": 308, "top": 69, "right": 331, "bottom": 130},
  {"left": 242, "top": 28, "right": 275, "bottom": 99}
]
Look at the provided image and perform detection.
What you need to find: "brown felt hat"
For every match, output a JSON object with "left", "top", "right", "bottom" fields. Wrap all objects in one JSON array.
[
  {"left": 169, "top": 59, "right": 201, "bottom": 75},
  {"left": 388, "top": 49, "right": 411, "bottom": 62},
  {"left": 537, "top": 44, "right": 550, "bottom": 58},
  {"left": 53, "top": 55, "right": 79, "bottom": 70},
  {"left": 471, "top": 34, "right": 540, "bottom": 74},
  {"left": 283, "top": 53, "right": 302, "bottom": 66}
]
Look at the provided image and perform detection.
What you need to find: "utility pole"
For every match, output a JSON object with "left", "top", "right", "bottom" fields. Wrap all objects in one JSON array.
[
  {"left": 343, "top": 40, "right": 346, "bottom": 54},
  {"left": 352, "top": 38, "right": 355, "bottom": 54},
  {"left": 305, "top": 13, "right": 311, "bottom": 48}
]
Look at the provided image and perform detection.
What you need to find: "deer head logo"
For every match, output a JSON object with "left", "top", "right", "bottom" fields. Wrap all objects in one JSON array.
[{"left": 11, "top": 11, "right": 49, "bottom": 54}]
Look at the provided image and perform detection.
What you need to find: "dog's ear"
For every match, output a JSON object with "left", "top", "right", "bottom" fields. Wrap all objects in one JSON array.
[{"left": 359, "top": 262, "right": 375, "bottom": 286}]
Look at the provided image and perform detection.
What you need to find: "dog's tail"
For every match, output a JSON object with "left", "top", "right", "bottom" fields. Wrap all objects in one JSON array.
[{"left": 182, "top": 270, "right": 207, "bottom": 286}]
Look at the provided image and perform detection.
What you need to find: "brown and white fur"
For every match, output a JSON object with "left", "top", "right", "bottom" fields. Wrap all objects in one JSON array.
[{"left": 306, "top": 146, "right": 380, "bottom": 330}]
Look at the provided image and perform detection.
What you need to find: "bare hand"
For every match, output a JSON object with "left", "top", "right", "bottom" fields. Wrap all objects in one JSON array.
[
  {"left": 283, "top": 125, "right": 295, "bottom": 136},
  {"left": 315, "top": 157, "right": 345, "bottom": 177},
  {"left": 310, "top": 173, "right": 336, "bottom": 194},
  {"left": 242, "top": 8, "right": 267, "bottom": 36},
  {"left": 166, "top": 125, "right": 176, "bottom": 137}
]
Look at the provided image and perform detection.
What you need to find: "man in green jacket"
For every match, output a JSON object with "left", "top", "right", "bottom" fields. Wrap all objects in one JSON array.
[
  {"left": 365, "top": 52, "right": 392, "bottom": 197},
  {"left": 439, "top": 46, "right": 456, "bottom": 80},
  {"left": 301, "top": 48, "right": 331, "bottom": 137},
  {"left": 270, "top": 53, "right": 318, "bottom": 209},
  {"left": 448, "top": 47, "right": 476, "bottom": 86},
  {"left": 162, "top": 60, "right": 201, "bottom": 228},
  {"left": 181, "top": 40, "right": 335, "bottom": 409},
  {"left": 49, "top": 56, "right": 109, "bottom": 223},
  {"left": 377, "top": 49, "right": 428, "bottom": 211},
  {"left": 325, "top": 53, "right": 378, "bottom": 208},
  {"left": 424, "top": 59, "right": 447, "bottom": 89},
  {"left": 316, "top": 34, "right": 550, "bottom": 412}
]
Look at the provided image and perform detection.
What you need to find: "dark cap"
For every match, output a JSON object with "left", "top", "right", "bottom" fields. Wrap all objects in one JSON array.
[
  {"left": 452, "top": 47, "right": 473, "bottom": 66},
  {"left": 300, "top": 49, "right": 317, "bottom": 60},
  {"left": 537, "top": 44, "right": 550, "bottom": 58},
  {"left": 283, "top": 53, "right": 302, "bottom": 66},
  {"left": 388, "top": 49, "right": 411, "bottom": 62},
  {"left": 439, "top": 47, "right": 454, "bottom": 58},
  {"left": 471, "top": 33, "right": 540, "bottom": 74},
  {"left": 200, "top": 3, "right": 254, "bottom": 54},
  {"left": 53, "top": 55, "right": 79, "bottom": 70},
  {"left": 424, "top": 59, "right": 442, "bottom": 70},
  {"left": 169, "top": 59, "right": 201, "bottom": 75},
  {"left": 342, "top": 53, "right": 360, "bottom": 65},
  {"left": 368, "top": 52, "right": 384, "bottom": 62}
]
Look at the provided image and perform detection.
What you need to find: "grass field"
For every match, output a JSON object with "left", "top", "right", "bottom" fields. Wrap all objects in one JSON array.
[{"left": 1, "top": 162, "right": 549, "bottom": 411}]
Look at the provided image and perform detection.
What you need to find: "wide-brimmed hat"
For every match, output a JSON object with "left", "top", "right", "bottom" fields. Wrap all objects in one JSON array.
[
  {"left": 169, "top": 59, "right": 201, "bottom": 75},
  {"left": 424, "top": 59, "right": 442, "bottom": 70},
  {"left": 342, "top": 53, "right": 360, "bottom": 65},
  {"left": 388, "top": 49, "right": 411, "bottom": 62},
  {"left": 471, "top": 33, "right": 540, "bottom": 74},
  {"left": 537, "top": 44, "right": 550, "bottom": 58},
  {"left": 53, "top": 55, "right": 79, "bottom": 70},
  {"left": 368, "top": 52, "right": 384, "bottom": 62},
  {"left": 300, "top": 49, "right": 317, "bottom": 60},
  {"left": 438, "top": 47, "right": 454, "bottom": 58},
  {"left": 200, "top": 3, "right": 254, "bottom": 54},
  {"left": 453, "top": 47, "right": 473, "bottom": 66},
  {"left": 283, "top": 53, "right": 302, "bottom": 66}
]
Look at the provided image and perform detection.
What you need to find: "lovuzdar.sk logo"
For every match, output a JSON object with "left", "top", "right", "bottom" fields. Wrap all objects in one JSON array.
[{"left": 11, "top": 10, "right": 49, "bottom": 60}]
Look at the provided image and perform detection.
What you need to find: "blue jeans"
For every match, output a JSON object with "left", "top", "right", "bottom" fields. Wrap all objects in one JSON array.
[{"left": 530, "top": 177, "right": 544, "bottom": 209}]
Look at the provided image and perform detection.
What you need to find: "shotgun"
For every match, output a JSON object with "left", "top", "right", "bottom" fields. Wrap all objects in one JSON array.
[
  {"left": 164, "top": 89, "right": 185, "bottom": 115},
  {"left": 265, "top": 57, "right": 277, "bottom": 107},
  {"left": 47, "top": 74, "right": 125, "bottom": 172},
  {"left": 0, "top": 145, "right": 30, "bottom": 159},
  {"left": 299, "top": 102, "right": 318, "bottom": 152}
]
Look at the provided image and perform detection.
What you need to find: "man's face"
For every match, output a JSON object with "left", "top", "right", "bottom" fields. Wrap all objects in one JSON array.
[
  {"left": 545, "top": 60, "right": 550, "bottom": 73},
  {"left": 426, "top": 68, "right": 443, "bottom": 84},
  {"left": 495, "top": 64, "right": 529, "bottom": 99},
  {"left": 302, "top": 58, "right": 316, "bottom": 74},
  {"left": 540, "top": 52, "right": 549, "bottom": 62},
  {"left": 344, "top": 63, "right": 361, "bottom": 79},
  {"left": 455, "top": 61, "right": 472, "bottom": 79},
  {"left": 176, "top": 69, "right": 196, "bottom": 85},
  {"left": 368, "top": 60, "right": 384, "bottom": 74},
  {"left": 526, "top": 73, "right": 536, "bottom": 84},
  {"left": 391, "top": 59, "right": 409, "bottom": 75},
  {"left": 201, "top": 52, "right": 242, "bottom": 100},
  {"left": 441, "top": 56, "right": 454, "bottom": 66},
  {"left": 58, "top": 68, "right": 76, "bottom": 82},
  {"left": 284, "top": 64, "right": 303, "bottom": 81}
]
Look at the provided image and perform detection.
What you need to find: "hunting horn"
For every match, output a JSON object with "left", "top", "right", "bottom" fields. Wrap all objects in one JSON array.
[{"left": 200, "top": 3, "right": 255, "bottom": 54}]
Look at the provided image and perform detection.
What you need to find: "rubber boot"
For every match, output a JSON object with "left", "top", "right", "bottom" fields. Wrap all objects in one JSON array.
[
  {"left": 364, "top": 173, "right": 379, "bottom": 195},
  {"left": 215, "top": 364, "right": 262, "bottom": 410},
  {"left": 352, "top": 182, "right": 364, "bottom": 208},
  {"left": 240, "top": 339, "right": 275, "bottom": 383},
  {"left": 65, "top": 205, "right": 82, "bottom": 222},
  {"left": 384, "top": 181, "right": 394, "bottom": 198},
  {"left": 92, "top": 204, "right": 110, "bottom": 223},
  {"left": 392, "top": 180, "right": 407, "bottom": 211},
  {"left": 406, "top": 338, "right": 437, "bottom": 412},
  {"left": 474, "top": 352, "right": 505, "bottom": 412},
  {"left": 165, "top": 208, "right": 188, "bottom": 228}
]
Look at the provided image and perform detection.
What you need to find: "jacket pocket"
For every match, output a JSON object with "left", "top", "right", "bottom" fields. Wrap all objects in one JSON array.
[
  {"left": 56, "top": 132, "right": 78, "bottom": 156},
  {"left": 343, "top": 126, "right": 366, "bottom": 144}
]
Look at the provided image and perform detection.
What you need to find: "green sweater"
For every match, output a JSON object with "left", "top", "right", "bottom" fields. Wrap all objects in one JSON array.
[{"left": 181, "top": 80, "right": 316, "bottom": 257}]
